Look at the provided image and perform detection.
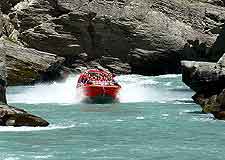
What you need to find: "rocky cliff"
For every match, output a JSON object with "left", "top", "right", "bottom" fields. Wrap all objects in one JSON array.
[
  {"left": 0, "top": 8, "right": 67, "bottom": 85},
  {"left": 1, "top": 0, "right": 225, "bottom": 79}
]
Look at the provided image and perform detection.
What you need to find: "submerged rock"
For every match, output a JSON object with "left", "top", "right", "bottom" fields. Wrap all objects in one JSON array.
[{"left": 181, "top": 53, "right": 225, "bottom": 120}]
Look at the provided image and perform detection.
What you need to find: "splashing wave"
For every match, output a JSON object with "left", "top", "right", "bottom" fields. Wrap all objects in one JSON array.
[
  {"left": 7, "top": 74, "right": 193, "bottom": 104},
  {"left": 0, "top": 124, "right": 75, "bottom": 132}
]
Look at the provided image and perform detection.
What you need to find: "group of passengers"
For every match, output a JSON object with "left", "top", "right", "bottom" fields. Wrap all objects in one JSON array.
[{"left": 78, "top": 73, "right": 112, "bottom": 84}]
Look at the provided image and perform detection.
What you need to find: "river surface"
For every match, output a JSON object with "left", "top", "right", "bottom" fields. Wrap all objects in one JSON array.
[{"left": 1, "top": 74, "right": 225, "bottom": 160}]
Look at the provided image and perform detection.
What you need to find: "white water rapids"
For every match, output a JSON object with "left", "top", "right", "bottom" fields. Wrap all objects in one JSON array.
[{"left": 7, "top": 74, "right": 194, "bottom": 104}]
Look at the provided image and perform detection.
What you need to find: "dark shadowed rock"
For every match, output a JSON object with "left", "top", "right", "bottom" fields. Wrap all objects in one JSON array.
[
  {"left": 192, "top": 89, "right": 225, "bottom": 120},
  {"left": 0, "top": 42, "right": 7, "bottom": 104},
  {"left": 0, "top": 81, "right": 6, "bottom": 104},
  {"left": 210, "top": 24, "right": 225, "bottom": 61},
  {"left": 0, "top": 104, "right": 49, "bottom": 126},
  {"left": 129, "top": 48, "right": 181, "bottom": 75},
  {"left": 0, "top": 0, "right": 23, "bottom": 14}
]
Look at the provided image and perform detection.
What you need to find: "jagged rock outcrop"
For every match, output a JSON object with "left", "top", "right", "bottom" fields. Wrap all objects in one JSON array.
[
  {"left": 0, "top": 39, "right": 65, "bottom": 85},
  {"left": 0, "top": 0, "right": 224, "bottom": 76},
  {"left": 0, "top": 46, "right": 49, "bottom": 126},
  {"left": 0, "top": 104, "right": 49, "bottom": 126},
  {"left": 181, "top": 53, "right": 225, "bottom": 120},
  {"left": 182, "top": 61, "right": 225, "bottom": 94}
]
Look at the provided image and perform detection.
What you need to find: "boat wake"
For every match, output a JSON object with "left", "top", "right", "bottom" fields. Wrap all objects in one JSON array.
[
  {"left": 7, "top": 75, "right": 83, "bottom": 104},
  {"left": 116, "top": 74, "right": 193, "bottom": 104},
  {"left": 7, "top": 74, "right": 193, "bottom": 104}
]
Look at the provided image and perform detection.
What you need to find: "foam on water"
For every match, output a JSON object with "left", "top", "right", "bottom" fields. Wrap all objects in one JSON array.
[
  {"left": 7, "top": 75, "right": 83, "bottom": 104},
  {"left": 3, "top": 158, "right": 20, "bottom": 160},
  {"left": 33, "top": 155, "right": 53, "bottom": 159},
  {"left": 7, "top": 74, "right": 193, "bottom": 104},
  {"left": 0, "top": 124, "right": 75, "bottom": 132},
  {"left": 116, "top": 74, "right": 193, "bottom": 103},
  {"left": 156, "top": 74, "right": 181, "bottom": 78}
]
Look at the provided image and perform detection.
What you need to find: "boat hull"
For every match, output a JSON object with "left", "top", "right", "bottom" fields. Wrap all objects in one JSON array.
[
  {"left": 76, "top": 69, "right": 121, "bottom": 103},
  {"left": 83, "top": 85, "right": 120, "bottom": 98}
]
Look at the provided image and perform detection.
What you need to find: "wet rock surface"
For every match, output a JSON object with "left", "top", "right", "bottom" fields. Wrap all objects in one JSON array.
[{"left": 0, "top": 104, "right": 49, "bottom": 127}]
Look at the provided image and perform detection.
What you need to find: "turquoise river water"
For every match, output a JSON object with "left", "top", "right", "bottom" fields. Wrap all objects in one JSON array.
[{"left": 1, "top": 75, "right": 225, "bottom": 160}]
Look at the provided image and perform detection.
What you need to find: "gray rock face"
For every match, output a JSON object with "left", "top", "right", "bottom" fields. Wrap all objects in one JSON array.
[
  {"left": 1, "top": 0, "right": 223, "bottom": 75},
  {"left": 69, "top": 53, "right": 131, "bottom": 74},
  {"left": 0, "top": 11, "right": 2, "bottom": 36},
  {"left": 0, "top": 39, "right": 65, "bottom": 85},
  {"left": 19, "top": 0, "right": 215, "bottom": 55},
  {"left": 181, "top": 53, "right": 225, "bottom": 120},
  {"left": 99, "top": 56, "right": 131, "bottom": 74},
  {"left": 0, "top": 104, "right": 49, "bottom": 126}
]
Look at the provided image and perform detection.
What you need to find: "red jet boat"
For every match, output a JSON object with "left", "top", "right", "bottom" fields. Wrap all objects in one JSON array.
[{"left": 76, "top": 69, "right": 121, "bottom": 103}]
